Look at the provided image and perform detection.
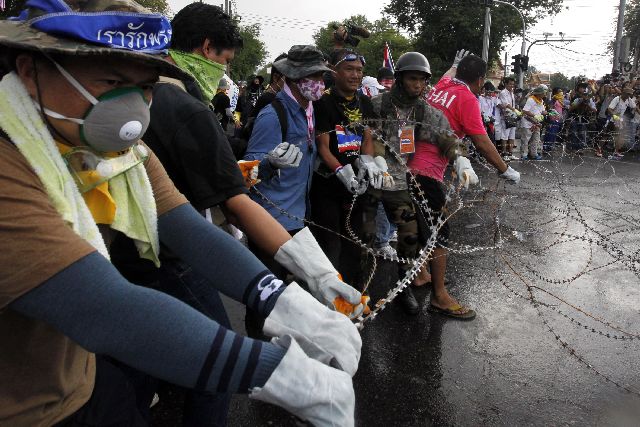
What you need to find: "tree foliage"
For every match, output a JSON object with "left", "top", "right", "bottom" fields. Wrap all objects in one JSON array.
[
  {"left": 313, "top": 15, "right": 415, "bottom": 77},
  {"left": 230, "top": 23, "right": 268, "bottom": 81},
  {"left": 385, "top": 0, "right": 565, "bottom": 78},
  {"left": 549, "top": 72, "right": 572, "bottom": 90},
  {"left": 621, "top": 0, "right": 640, "bottom": 69}
]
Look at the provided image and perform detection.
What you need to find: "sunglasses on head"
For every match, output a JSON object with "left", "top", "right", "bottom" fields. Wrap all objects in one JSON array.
[{"left": 335, "top": 53, "right": 366, "bottom": 67}]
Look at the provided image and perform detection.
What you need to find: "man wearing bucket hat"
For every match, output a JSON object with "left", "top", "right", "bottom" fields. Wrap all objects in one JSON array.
[
  {"left": 520, "top": 84, "right": 548, "bottom": 160},
  {"left": 244, "top": 45, "right": 333, "bottom": 256},
  {"left": 243, "top": 45, "right": 368, "bottom": 338},
  {"left": 0, "top": 1, "right": 359, "bottom": 425}
]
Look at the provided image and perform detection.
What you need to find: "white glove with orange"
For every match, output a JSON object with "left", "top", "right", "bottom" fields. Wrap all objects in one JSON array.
[
  {"left": 274, "top": 227, "right": 368, "bottom": 320},
  {"left": 453, "top": 156, "right": 479, "bottom": 190}
]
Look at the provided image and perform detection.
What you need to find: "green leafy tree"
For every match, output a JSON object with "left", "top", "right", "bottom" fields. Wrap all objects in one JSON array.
[
  {"left": 137, "top": 0, "right": 170, "bottom": 14},
  {"left": 230, "top": 23, "right": 268, "bottom": 81},
  {"left": 385, "top": 0, "right": 565, "bottom": 78},
  {"left": 619, "top": 0, "right": 640, "bottom": 70},
  {"left": 312, "top": 15, "right": 414, "bottom": 77},
  {"left": 549, "top": 72, "right": 572, "bottom": 90}
]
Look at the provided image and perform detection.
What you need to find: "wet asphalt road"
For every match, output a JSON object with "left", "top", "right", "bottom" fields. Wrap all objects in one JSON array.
[{"left": 153, "top": 148, "right": 640, "bottom": 426}]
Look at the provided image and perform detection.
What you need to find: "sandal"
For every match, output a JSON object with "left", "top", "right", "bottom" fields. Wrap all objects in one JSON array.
[{"left": 428, "top": 303, "right": 476, "bottom": 320}]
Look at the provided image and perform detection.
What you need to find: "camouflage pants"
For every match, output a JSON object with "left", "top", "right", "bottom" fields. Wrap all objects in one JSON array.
[{"left": 359, "top": 188, "right": 419, "bottom": 275}]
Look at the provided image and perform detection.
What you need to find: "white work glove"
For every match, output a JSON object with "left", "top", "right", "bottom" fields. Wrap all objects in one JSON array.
[
  {"left": 453, "top": 156, "right": 479, "bottom": 190},
  {"left": 336, "top": 163, "right": 368, "bottom": 195},
  {"left": 249, "top": 335, "right": 355, "bottom": 427},
  {"left": 267, "top": 142, "right": 302, "bottom": 168},
  {"left": 453, "top": 49, "right": 470, "bottom": 68},
  {"left": 263, "top": 282, "right": 362, "bottom": 376},
  {"left": 500, "top": 166, "right": 521, "bottom": 184},
  {"left": 355, "top": 154, "right": 383, "bottom": 189},
  {"left": 374, "top": 156, "right": 395, "bottom": 189},
  {"left": 274, "top": 227, "right": 366, "bottom": 319}
]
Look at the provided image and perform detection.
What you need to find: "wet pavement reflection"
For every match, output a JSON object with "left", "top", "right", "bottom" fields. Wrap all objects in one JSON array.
[{"left": 155, "top": 151, "right": 640, "bottom": 426}]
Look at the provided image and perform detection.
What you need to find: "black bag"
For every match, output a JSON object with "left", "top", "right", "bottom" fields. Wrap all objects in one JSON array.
[
  {"left": 504, "top": 113, "right": 519, "bottom": 129},
  {"left": 624, "top": 105, "right": 635, "bottom": 119}
]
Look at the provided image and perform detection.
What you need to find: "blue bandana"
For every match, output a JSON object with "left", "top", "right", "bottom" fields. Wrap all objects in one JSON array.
[{"left": 12, "top": 0, "right": 171, "bottom": 53}]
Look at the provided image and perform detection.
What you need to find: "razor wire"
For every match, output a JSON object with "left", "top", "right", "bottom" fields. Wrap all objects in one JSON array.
[{"left": 247, "top": 111, "right": 640, "bottom": 397}]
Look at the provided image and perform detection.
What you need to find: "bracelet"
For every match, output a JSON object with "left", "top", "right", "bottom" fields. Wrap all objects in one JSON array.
[{"left": 334, "top": 165, "right": 344, "bottom": 173}]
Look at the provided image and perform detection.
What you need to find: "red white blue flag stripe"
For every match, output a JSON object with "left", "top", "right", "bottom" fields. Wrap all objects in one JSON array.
[{"left": 382, "top": 42, "right": 395, "bottom": 73}]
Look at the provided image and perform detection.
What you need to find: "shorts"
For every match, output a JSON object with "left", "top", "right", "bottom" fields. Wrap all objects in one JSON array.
[
  {"left": 495, "top": 125, "right": 516, "bottom": 141},
  {"left": 411, "top": 175, "right": 450, "bottom": 248}
]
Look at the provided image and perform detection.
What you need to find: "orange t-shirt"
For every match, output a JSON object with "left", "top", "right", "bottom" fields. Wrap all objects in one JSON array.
[{"left": 0, "top": 138, "right": 187, "bottom": 425}]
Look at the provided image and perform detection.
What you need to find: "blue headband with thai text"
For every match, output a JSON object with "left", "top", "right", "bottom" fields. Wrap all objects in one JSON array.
[{"left": 12, "top": 0, "right": 171, "bottom": 53}]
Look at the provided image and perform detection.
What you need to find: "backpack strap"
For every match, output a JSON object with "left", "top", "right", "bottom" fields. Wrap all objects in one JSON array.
[{"left": 271, "top": 98, "right": 288, "bottom": 142}]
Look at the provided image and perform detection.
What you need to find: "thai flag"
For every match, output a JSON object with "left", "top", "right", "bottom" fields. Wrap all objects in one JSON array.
[
  {"left": 336, "top": 125, "right": 361, "bottom": 153},
  {"left": 382, "top": 42, "right": 395, "bottom": 73}
]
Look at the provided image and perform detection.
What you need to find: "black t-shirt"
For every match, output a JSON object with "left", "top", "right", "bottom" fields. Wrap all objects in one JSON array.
[
  {"left": 212, "top": 91, "right": 231, "bottom": 129},
  {"left": 142, "top": 80, "right": 247, "bottom": 211},
  {"left": 314, "top": 89, "right": 376, "bottom": 176},
  {"left": 111, "top": 80, "right": 248, "bottom": 285}
]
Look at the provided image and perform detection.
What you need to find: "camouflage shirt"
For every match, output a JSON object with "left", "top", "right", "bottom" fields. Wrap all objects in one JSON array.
[{"left": 370, "top": 91, "right": 452, "bottom": 191}]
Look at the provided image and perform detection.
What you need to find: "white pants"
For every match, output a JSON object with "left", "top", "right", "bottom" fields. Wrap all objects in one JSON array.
[
  {"left": 520, "top": 127, "right": 541, "bottom": 157},
  {"left": 495, "top": 125, "right": 516, "bottom": 141}
]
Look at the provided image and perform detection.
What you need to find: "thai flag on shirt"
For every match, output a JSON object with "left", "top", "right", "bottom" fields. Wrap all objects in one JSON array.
[
  {"left": 336, "top": 125, "right": 361, "bottom": 153},
  {"left": 382, "top": 42, "right": 395, "bottom": 73}
]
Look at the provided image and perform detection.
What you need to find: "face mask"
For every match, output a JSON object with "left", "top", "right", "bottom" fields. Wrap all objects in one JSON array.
[
  {"left": 168, "top": 49, "right": 226, "bottom": 101},
  {"left": 297, "top": 78, "right": 325, "bottom": 101},
  {"left": 38, "top": 60, "right": 150, "bottom": 153}
]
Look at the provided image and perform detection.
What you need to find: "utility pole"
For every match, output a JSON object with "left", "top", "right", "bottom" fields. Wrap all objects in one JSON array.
[
  {"left": 613, "top": 0, "right": 627, "bottom": 73},
  {"left": 504, "top": 52, "right": 508, "bottom": 78},
  {"left": 494, "top": 0, "right": 526, "bottom": 88},
  {"left": 482, "top": 7, "right": 491, "bottom": 62}
]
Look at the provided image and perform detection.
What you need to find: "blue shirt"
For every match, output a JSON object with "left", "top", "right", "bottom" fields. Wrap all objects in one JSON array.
[{"left": 244, "top": 91, "right": 317, "bottom": 230}]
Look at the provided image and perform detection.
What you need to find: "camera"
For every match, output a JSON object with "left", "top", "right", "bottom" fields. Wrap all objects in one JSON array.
[{"left": 332, "top": 22, "right": 370, "bottom": 47}]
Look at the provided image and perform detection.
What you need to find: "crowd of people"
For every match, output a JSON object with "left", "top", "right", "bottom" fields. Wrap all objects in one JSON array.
[
  {"left": 477, "top": 74, "right": 640, "bottom": 161},
  {"left": 0, "top": 1, "right": 526, "bottom": 426}
]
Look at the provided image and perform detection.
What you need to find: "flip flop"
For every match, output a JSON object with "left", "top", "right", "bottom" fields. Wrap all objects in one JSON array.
[
  {"left": 428, "top": 303, "right": 476, "bottom": 320},
  {"left": 412, "top": 280, "right": 450, "bottom": 288}
]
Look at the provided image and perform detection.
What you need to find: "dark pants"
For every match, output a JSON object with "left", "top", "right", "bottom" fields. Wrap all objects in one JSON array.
[
  {"left": 154, "top": 260, "right": 232, "bottom": 427},
  {"left": 544, "top": 121, "right": 562, "bottom": 147},
  {"left": 55, "top": 357, "right": 147, "bottom": 427},
  {"left": 569, "top": 121, "right": 588, "bottom": 150},
  {"left": 411, "top": 175, "right": 450, "bottom": 249},
  {"left": 309, "top": 174, "right": 375, "bottom": 289}
]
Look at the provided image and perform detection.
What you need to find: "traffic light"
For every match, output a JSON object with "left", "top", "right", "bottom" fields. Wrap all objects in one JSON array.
[
  {"left": 511, "top": 54, "right": 522, "bottom": 74},
  {"left": 520, "top": 55, "right": 529, "bottom": 72}
]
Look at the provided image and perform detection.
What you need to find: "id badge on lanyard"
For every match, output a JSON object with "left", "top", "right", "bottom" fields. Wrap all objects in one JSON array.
[{"left": 398, "top": 125, "right": 415, "bottom": 154}]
